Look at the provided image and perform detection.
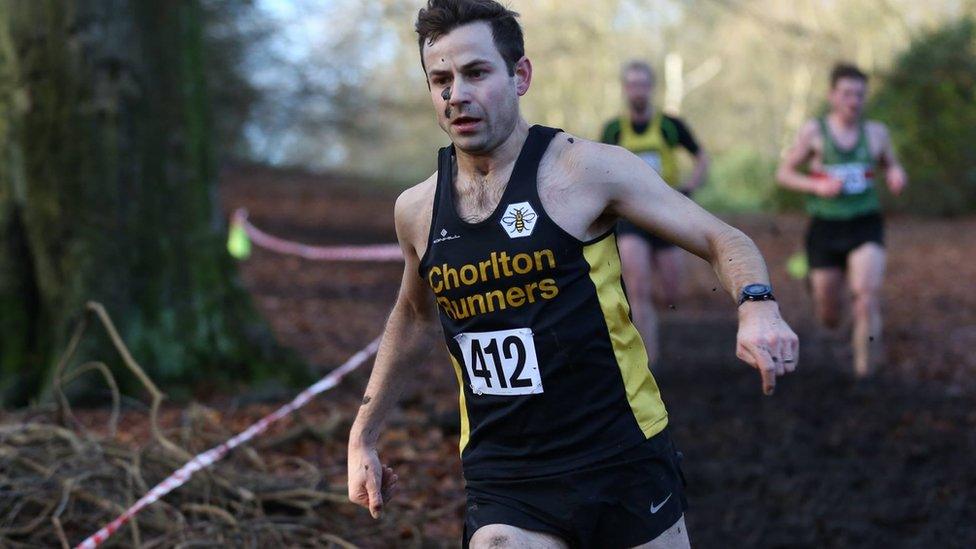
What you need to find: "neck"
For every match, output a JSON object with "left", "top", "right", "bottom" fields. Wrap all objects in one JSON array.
[
  {"left": 630, "top": 105, "right": 653, "bottom": 124},
  {"left": 828, "top": 111, "right": 859, "bottom": 129},
  {"left": 454, "top": 118, "right": 530, "bottom": 180}
]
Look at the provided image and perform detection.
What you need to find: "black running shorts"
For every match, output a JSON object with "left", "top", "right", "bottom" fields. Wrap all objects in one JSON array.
[
  {"left": 617, "top": 219, "right": 677, "bottom": 250},
  {"left": 462, "top": 430, "right": 688, "bottom": 549},
  {"left": 805, "top": 213, "right": 884, "bottom": 270}
]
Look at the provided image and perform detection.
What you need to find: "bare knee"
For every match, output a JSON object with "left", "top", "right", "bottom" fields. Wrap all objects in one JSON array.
[
  {"left": 469, "top": 525, "right": 566, "bottom": 549},
  {"left": 815, "top": 298, "right": 842, "bottom": 329},
  {"left": 851, "top": 288, "right": 879, "bottom": 319},
  {"left": 470, "top": 526, "right": 513, "bottom": 549}
]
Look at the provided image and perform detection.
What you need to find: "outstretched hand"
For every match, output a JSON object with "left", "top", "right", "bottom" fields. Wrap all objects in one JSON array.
[
  {"left": 886, "top": 166, "right": 908, "bottom": 196},
  {"left": 813, "top": 176, "right": 844, "bottom": 198},
  {"left": 348, "top": 445, "right": 399, "bottom": 519},
  {"left": 736, "top": 301, "right": 799, "bottom": 395}
]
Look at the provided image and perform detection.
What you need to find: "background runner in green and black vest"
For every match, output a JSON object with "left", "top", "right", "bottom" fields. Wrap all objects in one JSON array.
[
  {"left": 599, "top": 60, "right": 709, "bottom": 368},
  {"left": 776, "top": 62, "right": 907, "bottom": 379}
]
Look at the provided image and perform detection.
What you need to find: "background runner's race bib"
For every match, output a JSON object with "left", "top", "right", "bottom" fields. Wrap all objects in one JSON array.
[
  {"left": 824, "top": 162, "right": 872, "bottom": 195},
  {"left": 637, "top": 151, "right": 663, "bottom": 174},
  {"left": 455, "top": 328, "right": 543, "bottom": 396}
]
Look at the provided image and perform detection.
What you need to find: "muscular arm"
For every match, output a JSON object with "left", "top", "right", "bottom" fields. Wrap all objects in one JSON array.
[
  {"left": 348, "top": 183, "right": 441, "bottom": 518},
  {"left": 776, "top": 120, "right": 839, "bottom": 197},
  {"left": 597, "top": 145, "right": 765, "bottom": 303},
  {"left": 574, "top": 142, "right": 799, "bottom": 393}
]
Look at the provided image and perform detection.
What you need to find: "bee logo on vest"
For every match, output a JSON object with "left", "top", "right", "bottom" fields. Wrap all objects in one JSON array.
[{"left": 500, "top": 202, "right": 538, "bottom": 239}]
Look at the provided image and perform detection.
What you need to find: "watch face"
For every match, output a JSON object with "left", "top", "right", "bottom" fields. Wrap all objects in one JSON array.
[{"left": 744, "top": 283, "right": 771, "bottom": 296}]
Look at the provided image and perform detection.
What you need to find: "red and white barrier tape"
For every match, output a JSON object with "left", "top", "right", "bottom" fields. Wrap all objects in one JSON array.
[
  {"left": 233, "top": 208, "right": 402, "bottom": 262},
  {"left": 76, "top": 337, "right": 381, "bottom": 549}
]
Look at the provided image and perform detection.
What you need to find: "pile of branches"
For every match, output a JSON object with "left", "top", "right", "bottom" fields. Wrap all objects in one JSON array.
[{"left": 0, "top": 303, "right": 356, "bottom": 548}]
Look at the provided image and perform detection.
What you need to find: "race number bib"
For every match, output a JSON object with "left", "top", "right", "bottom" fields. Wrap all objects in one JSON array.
[
  {"left": 455, "top": 328, "right": 543, "bottom": 396},
  {"left": 637, "top": 151, "right": 663, "bottom": 174},
  {"left": 824, "top": 163, "right": 871, "bottom": 195}
]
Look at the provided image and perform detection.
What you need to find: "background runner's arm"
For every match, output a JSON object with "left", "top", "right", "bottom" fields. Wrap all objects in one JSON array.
[
  {"left": 589, "top": 143, "right": 798, "bottom": 394},
  {"left": 669, "top": 117, "right": 709, "bottom": 193},
  {"left": 876, "top": 123, "right": 908, "bottom": 195},
  {"left": 599, "top": 119, "right": 621, "bottom": 145},
  {"left": 776, "top": 120, "right": 841, "bottom": 197},
  {"left": 348, "top": 187, "right": 440, "bottom": 518}
]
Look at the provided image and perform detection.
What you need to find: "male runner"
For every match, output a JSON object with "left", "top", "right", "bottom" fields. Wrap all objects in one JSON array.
[
  {"left": 348, "top": 2, "right": 798, "bottom": 547},
  {"left": 600, "top": 61, "right": 709, "bottom": 366},
  {"left": 776, "top": 63, "right": 906, "bottom": 378}
]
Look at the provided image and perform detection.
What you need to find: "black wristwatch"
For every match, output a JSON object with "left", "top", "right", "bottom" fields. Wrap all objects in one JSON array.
[{"left": 738, "top": 283, "right": 776, "bottom": 306}]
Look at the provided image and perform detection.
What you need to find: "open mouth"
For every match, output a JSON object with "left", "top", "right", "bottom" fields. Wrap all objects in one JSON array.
[{"left": 451, "top": 116, "right": 482, "bottom": 129}]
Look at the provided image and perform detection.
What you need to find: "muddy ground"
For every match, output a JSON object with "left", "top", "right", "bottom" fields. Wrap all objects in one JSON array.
[
  {"left": 216, "top": 164, "right": 976, "bottom": 548},
  {"left": 12, "top": 163, "right": 967, "bottom": 548}
]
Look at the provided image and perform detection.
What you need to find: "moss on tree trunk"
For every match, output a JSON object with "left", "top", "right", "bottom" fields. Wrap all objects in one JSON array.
[{"left": 0, "top": 1, "right": 304, "bottom": 406}]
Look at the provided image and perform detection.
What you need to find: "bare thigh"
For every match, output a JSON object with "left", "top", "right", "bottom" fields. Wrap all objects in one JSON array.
[
  {"left": 847, "top": 243, "right": 885, "bottom": 296},
  {"left": 631, "top": 515, "right": 691, "bottom": 549},
  {"left": 619, "top": 234, "right": 654, "bottom": 296},
  {"left": 652, "top": 246, "right": 684, "bottom": 303},
  {"left": 469, "top": 524, "right": 569, "bottom": 549}
]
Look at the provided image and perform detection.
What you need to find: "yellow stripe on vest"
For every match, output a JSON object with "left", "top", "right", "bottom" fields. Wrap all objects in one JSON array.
[
  {"left": 450, "top": 354, "right": 471, "bottom": 453},
  {"left": 583, "top": 234, "right": 669, "bottom": 438}
]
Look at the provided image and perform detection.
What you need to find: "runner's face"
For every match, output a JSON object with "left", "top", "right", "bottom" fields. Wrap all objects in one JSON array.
[
  {"left": 623, "top": 69, "right": 653, "bottom": 113},
  {"left": 830, "top": 78, "right": 867, "bottom": 121},
  {"left": 422, "top": 22, "right": 529, "bottom": 154}
]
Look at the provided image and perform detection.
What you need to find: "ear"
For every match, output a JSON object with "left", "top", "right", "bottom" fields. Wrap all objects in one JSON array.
[{"left": 514, "top": 56, "right": 532, "bottom": 96}]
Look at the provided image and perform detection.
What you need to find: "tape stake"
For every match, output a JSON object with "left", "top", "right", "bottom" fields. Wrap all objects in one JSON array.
[{"left": 233, "top": 208, "right": 402, "bottom": 262}]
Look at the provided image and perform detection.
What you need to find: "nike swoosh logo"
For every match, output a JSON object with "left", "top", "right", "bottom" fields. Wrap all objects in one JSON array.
[{"left": 650, "top": 493, "right": 672, "bottom": 514}]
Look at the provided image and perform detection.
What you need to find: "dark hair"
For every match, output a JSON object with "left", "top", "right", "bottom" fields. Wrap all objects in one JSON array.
[
  {"left": 830, "top": 63, "right": 868, "bottom": 88},
  {"left": 415, "top": 0, "right": 524, "bottom": 76},
  {"left": 621, "top": 60, "right": 655, "bottom": 83}
]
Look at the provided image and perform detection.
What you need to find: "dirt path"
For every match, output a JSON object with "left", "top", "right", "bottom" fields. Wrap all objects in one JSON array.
[{"left": 222, "top": 165, "right": 975, "bottom": 548}]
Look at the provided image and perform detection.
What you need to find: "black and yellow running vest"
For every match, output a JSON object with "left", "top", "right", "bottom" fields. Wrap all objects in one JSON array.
[
  {"left": 419, "top": 125, "right": 668, "bottom": 480},
  {"left": 618, "top": 114, "right": 680, "bottom": 186}
]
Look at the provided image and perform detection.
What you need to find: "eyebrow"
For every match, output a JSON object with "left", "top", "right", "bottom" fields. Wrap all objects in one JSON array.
[{"left": 427, "top": 58, "right": 493, "bottom": 78}]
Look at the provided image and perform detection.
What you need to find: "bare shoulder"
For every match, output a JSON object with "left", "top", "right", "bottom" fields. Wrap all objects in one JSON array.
[
  {"left": 865, "top": 119, "right": 891, "bottom": 139},
  {"left": 799, "top": 118, "right": 821, "bottom": 141},
  {"left": 394, "top": 173, "right": 437, "bottom": 256},
  {"left": 542, "top": 132, "right": 631, "bottom": 186},
  {"left": 536, "top": 132, "right": 627, "bottom": 239}
]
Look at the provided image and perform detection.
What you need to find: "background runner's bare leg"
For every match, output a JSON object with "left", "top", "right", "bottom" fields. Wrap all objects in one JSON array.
[
  {"left": 810, "top": 268, "right": 845, "bottom": 330},
  {"left": 619, "top": 234, "right": 660, "bottom": 366},
  {"left": 470, "top": 524, "right": 569, "bottom": 549},
  {"left": 848, "top": 243, "right": 886, "bottom": 378},
  {"left": 653, "top": 246, "right": 685, "bottom": 307},
  {"left": 631, "top": 516, "right": 691, "bottom": 549}
]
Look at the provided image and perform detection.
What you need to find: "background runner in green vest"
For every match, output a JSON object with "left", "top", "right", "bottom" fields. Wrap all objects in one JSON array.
[
  {"left": 600, "top": 60, "right": 709, "bottom": 367},
  {"left": 776, "top": 63, "right": 907, "bottom": 378}
]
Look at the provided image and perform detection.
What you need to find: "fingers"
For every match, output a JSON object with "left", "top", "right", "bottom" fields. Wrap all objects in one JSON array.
[
  {"left": 364, "top": 463, "right": 384, "bottom": 519},
  {"left": 381, "top": 465, "right": 399, "bottom": 502},
  {"left": 737, "top": 342, "right": 776, "bottom": 396},
  {"left": 783, "top": 334, "right": 799, "bottom": 373},
  {"left": 754, "top": 345, "right": 778, "bottom": 396}
]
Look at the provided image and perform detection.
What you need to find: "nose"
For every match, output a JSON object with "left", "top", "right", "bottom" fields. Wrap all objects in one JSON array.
[{"left": 448, "top": 78, "right": 471, "bottom": 107}]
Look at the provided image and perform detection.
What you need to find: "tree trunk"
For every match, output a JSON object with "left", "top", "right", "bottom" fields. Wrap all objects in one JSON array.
[{"left": 0, "top": 1, "right": 302, "bottom": 406}]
